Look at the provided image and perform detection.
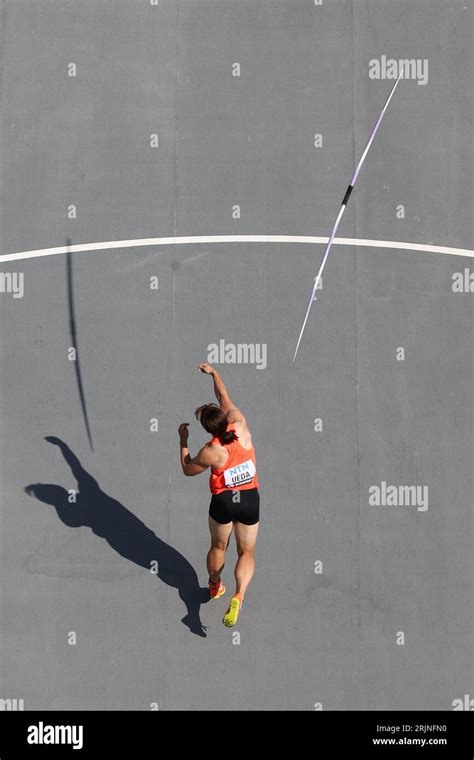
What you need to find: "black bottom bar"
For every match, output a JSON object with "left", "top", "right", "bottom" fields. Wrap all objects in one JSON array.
[{"left": 0, "top": 710, "right": 472, "bottom": 757}]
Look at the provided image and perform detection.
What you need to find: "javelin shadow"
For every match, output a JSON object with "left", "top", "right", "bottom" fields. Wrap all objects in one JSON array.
[
  {"left": 66, "top": 238, "right": 94, "bottom": 451},
  {"left": 25, "top": 437, "right": 209, "bottom": 637}
]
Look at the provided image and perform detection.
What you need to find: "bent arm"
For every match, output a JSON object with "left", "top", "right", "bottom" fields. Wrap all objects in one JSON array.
[{"left": 180, "top": 444, "right": 217, "bottom": 477}]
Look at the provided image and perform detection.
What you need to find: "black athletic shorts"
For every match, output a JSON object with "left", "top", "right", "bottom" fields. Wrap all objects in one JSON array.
[{"left": 209, "top": 488, "right": 260, "bottom": 526}]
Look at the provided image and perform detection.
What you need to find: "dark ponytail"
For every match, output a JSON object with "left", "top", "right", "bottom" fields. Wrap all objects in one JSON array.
[
  {"left": 218, "top": 428, "right": 238, "bottom": 445},
  {"left": 195, "top": 403, "right": 239, "bottom": 444}
]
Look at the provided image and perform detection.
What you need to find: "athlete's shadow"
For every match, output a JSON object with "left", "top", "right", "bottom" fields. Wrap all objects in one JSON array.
[{"left": 25, "top": 437, "right": 209, "bottom": 637}]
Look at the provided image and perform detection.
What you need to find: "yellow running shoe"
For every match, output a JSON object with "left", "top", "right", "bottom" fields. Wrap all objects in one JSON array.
[
  {"left": 208, "top": 579, "right": 226, "bottom": 600},
  {"left": 223, "top": 596, "right": 242, "bottom": 627}
]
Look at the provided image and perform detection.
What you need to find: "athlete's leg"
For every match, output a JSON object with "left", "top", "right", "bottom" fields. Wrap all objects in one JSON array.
[
  {"left": 207, "top": 516, "right": 233, "bottom": 584},
  {"left": 233, "top": 521, "right": 259, "bottom": 600}
]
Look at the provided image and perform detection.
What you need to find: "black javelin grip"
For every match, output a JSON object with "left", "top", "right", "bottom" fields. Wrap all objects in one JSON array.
[{"left": 342, "top": 185, "right": 353, "bottom": 206}]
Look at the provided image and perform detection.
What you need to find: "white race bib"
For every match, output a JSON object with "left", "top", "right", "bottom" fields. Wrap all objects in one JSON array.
[{"left": 223, "top": 458, "right": 256, "bottom": 488}]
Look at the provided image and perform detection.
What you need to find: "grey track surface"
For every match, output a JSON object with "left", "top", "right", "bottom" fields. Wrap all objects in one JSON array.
[{"left": 0, "top": 0, "right": 472, "bottom": 710}]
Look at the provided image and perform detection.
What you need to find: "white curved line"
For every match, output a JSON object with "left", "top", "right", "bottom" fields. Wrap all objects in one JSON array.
[{"left": 0, "top": 235, "right": 472, "bottom": 264}]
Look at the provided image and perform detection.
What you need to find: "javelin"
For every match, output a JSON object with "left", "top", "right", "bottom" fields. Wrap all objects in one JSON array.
[{"left": 293, "top": 68, "right": 404, "bottom": 361}]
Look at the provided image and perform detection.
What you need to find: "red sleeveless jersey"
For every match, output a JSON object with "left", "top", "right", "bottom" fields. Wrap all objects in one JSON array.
[{"left": 208, "top": 425, "right": 259, "bottom": 495}]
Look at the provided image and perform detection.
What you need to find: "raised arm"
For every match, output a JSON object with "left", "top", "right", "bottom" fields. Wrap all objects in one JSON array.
[{"left": 198, "top": 363, "right": 244, "bottom": 420}]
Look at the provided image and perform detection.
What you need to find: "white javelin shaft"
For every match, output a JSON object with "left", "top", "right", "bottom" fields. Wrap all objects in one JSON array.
[{"left": 292, "top": 69, "right": 404, "bottom": 362}]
